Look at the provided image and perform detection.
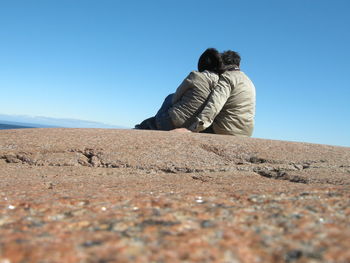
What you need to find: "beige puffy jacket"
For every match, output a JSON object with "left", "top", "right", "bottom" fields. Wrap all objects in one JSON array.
[
  {"left": 190, "top": 70, "right": 256, "bottom": 136},
  {"left": 168, "top": 70, "right": 219, "bottom": 128}
]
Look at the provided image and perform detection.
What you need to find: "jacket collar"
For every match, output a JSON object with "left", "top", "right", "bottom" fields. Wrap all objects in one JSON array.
[{"left": 227, "top": 65, "right": 240, "bottom": 71}]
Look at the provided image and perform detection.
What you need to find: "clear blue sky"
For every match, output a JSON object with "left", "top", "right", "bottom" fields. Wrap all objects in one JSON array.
[{"left": 1, "top": 0, "right": 349, "bottom": 146}]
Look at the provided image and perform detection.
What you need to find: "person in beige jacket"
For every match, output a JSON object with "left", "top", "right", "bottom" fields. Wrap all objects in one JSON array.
[
  {"left": 189, "top": 50, "right": 256, "bottom": 136},
  {"left": 135, "top": 48, "right": 226, "bottom": 130}
]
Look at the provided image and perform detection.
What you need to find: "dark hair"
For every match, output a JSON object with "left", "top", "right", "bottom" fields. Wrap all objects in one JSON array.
[
  {"left": 221, "top": 50, "right": 241, "bottom": 67},
  {"left": 197, "top": 48, "right": 225, "bottom": 74}
]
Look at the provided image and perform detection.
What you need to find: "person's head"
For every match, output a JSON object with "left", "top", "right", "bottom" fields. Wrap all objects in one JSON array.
[
  {"left": 197, "top": 48, "right": 225, "bottom": 74},
  {"left": 221, "top": 50, "right": 241, "bottom": 68}
]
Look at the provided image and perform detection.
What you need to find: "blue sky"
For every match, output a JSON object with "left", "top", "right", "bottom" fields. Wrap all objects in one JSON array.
[{"left": 1, "top": 0, "right": 349, "bottom": 146}]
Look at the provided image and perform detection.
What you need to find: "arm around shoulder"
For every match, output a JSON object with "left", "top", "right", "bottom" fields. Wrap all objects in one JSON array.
[{"left": 189, "top": 75, "right": 232, "bottom": 132}]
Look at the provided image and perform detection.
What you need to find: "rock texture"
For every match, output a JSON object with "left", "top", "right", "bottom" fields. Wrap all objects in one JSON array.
[{"left": 0, "top": 128, "right": 349, "bottom": 263}]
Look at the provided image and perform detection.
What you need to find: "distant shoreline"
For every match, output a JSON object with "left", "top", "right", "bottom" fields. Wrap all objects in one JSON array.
[{"left": 0, "top": 123, "right": 34, "bottom": 130}]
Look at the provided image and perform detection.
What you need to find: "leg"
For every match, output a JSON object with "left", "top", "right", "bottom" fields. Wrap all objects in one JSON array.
[
  {"left": 135, "top": 93, "right": 174, "bottom": 130},
  {"left": 155, "top": 94, "right": 175, "bottom": 130}
]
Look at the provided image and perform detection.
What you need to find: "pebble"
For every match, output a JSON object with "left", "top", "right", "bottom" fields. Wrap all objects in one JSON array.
[
  {"left": 195, "top": 196, "right": 204, "bottom": 203},
  {"left": 285, "top": 250, "right": 303, "bottom": 262}
]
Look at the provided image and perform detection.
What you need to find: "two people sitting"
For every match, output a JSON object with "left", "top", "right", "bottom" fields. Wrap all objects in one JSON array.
[{"left": 135, "top": 48, "right": 256, "bottom": 137}]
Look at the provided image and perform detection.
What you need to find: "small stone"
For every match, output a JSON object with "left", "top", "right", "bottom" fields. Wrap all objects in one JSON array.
[
  {"left": 44, "top": 182, "right": 54, "bottom": 189},
  {"left": 291, "top": 213, "right": 302, "bottom": 219},
  {"left": 81, "top": 240, "right": 102, "bottom": 247},
  {"left": 97, "top": 223, "right": 112, "bottom": 231},
  {"left": 0, "top": 217, "right": 10, "bottom": 226},
  {"left": 48, "top": 214, "right": 65, "bottom": 221},
  {"left": 285, "top": 250, "right": 303, "bottom": 262},
  {"left": 90, "top": 156, "right": 101, "bottom": 167},
  {"left": 248, "top": 195, "right": 265, "bottom": 203},
  {"left": 200, "top": 220, "right": 216, "bottom": 228},
  {"left": 293, "top": 164, "right": 304, "bottom": 170},
  {"left": 70, "top": 221, "right": 91, "bottom": 230},
  {"left": 195, "top": 196, "right": 204, "bottom": 203},
  {"left": 249, "top": 156, "right": 266, "bottom": 164},
  {"left": 4, "top": 155, "right": 21, "bottom": 163},
  {"left": 8, "top": 205, "right": 15, "bottom": 210},
  {"left": 77, "top": 221, "right": 90, "bottom": 228},
  {"left": 78, "top": 200, "right": 90, "bottom": 206}
]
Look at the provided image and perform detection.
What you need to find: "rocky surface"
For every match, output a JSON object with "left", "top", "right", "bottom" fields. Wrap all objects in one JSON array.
[{"left": 0, "top": 128, "right": 349, "bottom": 263}]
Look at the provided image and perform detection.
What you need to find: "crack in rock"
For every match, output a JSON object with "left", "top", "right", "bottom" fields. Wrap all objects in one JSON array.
[
  {"left": 160, "top": 167, "right": 204, "bottom": 174},
  {"left": 192, "top": 174, "right": 214, "bottom": 182},
  {"left": 69, "top": 148, "right": 133, "bottom": 168},
  {"left": 253, "top": 168, "right": 308, "bottom": 184},
  {"left": 2, "top": 153, "right": 35, "bottom": 165},
  {"left": 1, "top": 149, "right": 348, "bottom": 183},
  {"left": 199, "top": 144, "right": 253, "bottom": 163},
  {"left": 138, "top": 219, "right": 180, "bottom": 228},
  {"left": 200, "top": 144, "right": 236, "bottom": 161},
  {"left": 247, "top": 156, "right": 268, "bottom": 164},
  {"left": 69, "top": 148, "right": 104, "bottom": 167}
]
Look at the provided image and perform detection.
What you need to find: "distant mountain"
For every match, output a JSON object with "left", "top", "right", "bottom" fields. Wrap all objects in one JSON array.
[{"left": 0, "top": 114, "right": 125, "bottom": 130}]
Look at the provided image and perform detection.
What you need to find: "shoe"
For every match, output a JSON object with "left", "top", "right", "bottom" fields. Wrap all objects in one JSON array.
[{"left": 134, "top": 117, "right": 156, "bottom": 130}]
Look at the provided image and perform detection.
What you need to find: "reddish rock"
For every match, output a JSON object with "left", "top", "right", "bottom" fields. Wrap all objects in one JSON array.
[{"left": 0, "top": 128, "right": 349, "bottom": 262}]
